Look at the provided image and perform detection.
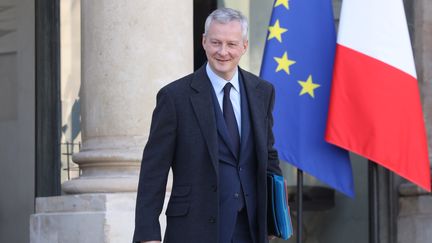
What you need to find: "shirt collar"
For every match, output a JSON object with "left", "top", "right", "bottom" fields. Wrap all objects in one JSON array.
[{"left": 206, "top": 63, "right": 240, "bottom": 94}]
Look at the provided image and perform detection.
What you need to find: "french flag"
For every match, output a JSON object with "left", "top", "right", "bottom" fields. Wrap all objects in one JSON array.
[{"left": 326, "top": 0, "right": 431, "bottom": 191}]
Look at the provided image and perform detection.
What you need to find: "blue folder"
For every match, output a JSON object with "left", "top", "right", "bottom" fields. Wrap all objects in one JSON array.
[{"left": 267, "top": 173, "right": 293, "bottom": 240}]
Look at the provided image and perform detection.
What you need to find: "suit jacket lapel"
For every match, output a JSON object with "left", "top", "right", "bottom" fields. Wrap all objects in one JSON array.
[
  {"left": 190, "top": 66, "right": 219, "bottom": 173},
  {"left": 238, "top": 72, "right": 250, "bottom": 159},
  {"left": 240, "top": 69, "right": 267, "bottom": 171},
  {"left": 212, "top": 99, "right": 239, "bottom": 160}
]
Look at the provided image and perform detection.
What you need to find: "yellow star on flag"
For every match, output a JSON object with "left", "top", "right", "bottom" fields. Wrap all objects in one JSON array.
[
  {"left": 274, "top": 0, "right": 289, "bottom": 9},
  {"left": 298, "top": 75, "right": 320, "bottom": 98},
  {"left": 268, "top": 19, "right": 287, "bottom": 42},
  {"left": 274, "top": 52, "right": 296, "bottom": 75}
]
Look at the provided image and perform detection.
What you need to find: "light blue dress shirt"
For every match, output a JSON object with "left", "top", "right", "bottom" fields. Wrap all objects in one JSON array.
[{"left": 206, "top": 63, "right": 241, "bottom": 137}]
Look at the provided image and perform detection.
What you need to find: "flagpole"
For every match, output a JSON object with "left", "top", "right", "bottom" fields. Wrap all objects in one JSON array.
[
  {"left": 388, "top": 169, "right": 396, "bottom": 243},
  {"left": 297, "top": 169, "right": 303, "bottom": 243},
  {"left": 368, "top": 161, "right": 380, "bottom": 243}
]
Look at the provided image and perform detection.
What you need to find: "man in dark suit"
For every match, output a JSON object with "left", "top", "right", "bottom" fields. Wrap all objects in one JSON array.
[{"left": 133, "top": 8, "right": 282, "bottom": 243}]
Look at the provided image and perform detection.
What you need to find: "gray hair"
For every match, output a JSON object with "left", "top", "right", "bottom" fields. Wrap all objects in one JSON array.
[{"left": 204, "top": 8, "right": 248, "bottom": 40}]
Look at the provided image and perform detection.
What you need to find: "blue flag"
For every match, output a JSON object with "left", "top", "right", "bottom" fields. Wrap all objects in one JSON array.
[{"left": 260, "top": 0, "right": 354, "bottom": 197}]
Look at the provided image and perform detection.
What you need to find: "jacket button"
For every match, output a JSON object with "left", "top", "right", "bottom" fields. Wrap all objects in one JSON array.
[
  {"left": 234, "top": 193, "right": 240, "bottom": 198},
  {"left": 208, "top": 217, "right": 216, "bottom": 223}
]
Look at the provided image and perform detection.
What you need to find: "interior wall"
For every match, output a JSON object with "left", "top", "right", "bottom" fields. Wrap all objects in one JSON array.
[{"left": 0, "top": 0, "right": 35, "bottom": 242}]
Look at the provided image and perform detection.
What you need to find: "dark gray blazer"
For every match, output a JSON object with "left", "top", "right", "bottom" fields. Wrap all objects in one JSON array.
[{"left": 133, "top": 65, "right": 281, "bottom": 243}]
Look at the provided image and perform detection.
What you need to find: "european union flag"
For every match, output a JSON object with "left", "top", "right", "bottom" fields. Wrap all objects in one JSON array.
[{"left": 260, "top": 0, "right": 354, "bottom": 197}]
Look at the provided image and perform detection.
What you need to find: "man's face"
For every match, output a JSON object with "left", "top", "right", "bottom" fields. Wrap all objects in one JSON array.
[{"left": 202, "top": 21, "right": 248, "bottom": 80}]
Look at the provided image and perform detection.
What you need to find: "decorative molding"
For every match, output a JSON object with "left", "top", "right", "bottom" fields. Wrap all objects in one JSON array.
[{"left": 0, "top": 5, "right": 16, "bottom": 38}]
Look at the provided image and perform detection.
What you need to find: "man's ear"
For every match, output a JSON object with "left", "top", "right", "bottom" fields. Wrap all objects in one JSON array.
[
  {"left": 202, "top": 34, "right": 207, "bottom": 48},
  {"left": 242, "top": 39, "right": 249, "bottom": 54}
]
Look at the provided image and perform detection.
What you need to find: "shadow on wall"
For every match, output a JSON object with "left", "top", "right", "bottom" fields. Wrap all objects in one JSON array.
[{"left": 61, "top": 98, "right": 81, "bottom": 142}]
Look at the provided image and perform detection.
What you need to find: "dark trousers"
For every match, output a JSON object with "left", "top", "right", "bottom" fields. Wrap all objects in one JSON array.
[{"left": 231, "top": 209, "right": 254, "bottom": 243}]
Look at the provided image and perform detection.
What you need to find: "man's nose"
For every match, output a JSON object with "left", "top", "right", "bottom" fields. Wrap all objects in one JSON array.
[{"left": 218, "top": 44, "right": 228, "bottom": 56}]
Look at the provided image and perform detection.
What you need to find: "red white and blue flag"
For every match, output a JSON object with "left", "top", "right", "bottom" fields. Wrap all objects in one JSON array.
[{"left": 326, "top": 0, "right": 431, "bottom": 191}]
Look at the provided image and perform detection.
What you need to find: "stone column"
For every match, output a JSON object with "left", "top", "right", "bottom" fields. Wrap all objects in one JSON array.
[
  {"left": 397, "top": 184, "right": 432, "bottom": 243},
  {"left": 30, "top": 0, "right": 193, "bottom": 242},
  {"left": 414, "top": 0, "right": 432, "bottom": 165},
  {"left": 398, "top": 0, "right": 432, "bottom": 242},
  {"left": 62, "top": 0, "right": 193, "bottom": 194}
]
